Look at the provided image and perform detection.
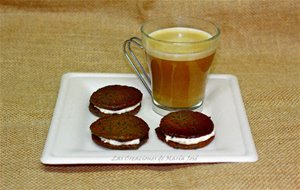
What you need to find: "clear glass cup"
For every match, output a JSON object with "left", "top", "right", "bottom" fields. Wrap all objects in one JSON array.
[{"left": 124, "top": 17, "right": 220, "bottom": 115}]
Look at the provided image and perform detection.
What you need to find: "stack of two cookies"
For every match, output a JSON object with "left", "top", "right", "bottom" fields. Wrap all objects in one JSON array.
[{"left": 89, "top": 85, "right": 149, "bottom": 150}]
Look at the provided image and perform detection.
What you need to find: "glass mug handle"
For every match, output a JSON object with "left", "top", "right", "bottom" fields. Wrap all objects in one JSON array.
[{"left": 123, "top": 37, "right": 152, "bottom": 94}]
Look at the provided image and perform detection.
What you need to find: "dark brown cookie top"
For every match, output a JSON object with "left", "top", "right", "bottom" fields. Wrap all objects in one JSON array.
[
  {"left": 90, "top": 114, "right": 149, "bottom": 141},
  {"left": 159, "top": 110, "right": 214, "bottom": 138},
  {"left": 90, "top": 85, "right": 142, "bottom": 110}
]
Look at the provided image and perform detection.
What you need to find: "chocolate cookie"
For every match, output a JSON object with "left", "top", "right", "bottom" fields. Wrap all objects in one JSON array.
[
  {"left": 90, "top": 114, "right": 149, "bottom": 150},
  {"left": 89, "top": 85, "right": 142, "bottom": 117},
  {"left": 155, "top": 110, "right": 215, "bottom": 149}
]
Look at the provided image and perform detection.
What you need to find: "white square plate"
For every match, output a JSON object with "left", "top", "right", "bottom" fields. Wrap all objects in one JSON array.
[{"left": 41, "top": 73, "right": 258, "bottom": 164}]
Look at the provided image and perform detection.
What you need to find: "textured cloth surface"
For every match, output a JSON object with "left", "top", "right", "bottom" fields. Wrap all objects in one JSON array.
[{"left": 1, "top": 0, "right": 299, "bottom": 189}]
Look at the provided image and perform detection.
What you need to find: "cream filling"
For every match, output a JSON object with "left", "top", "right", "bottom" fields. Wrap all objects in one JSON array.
[
  {"left": 99, "top": 136, "right": 140, "bottom": 146},
  {"left": 95, "top": 102, "right": 140, "bottom": 114},
  {"left": 165, "top": 128, "right": 215, "bottom": 145}
]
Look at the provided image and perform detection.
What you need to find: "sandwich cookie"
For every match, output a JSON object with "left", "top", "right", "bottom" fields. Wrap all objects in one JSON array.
[
  {"left": 90, "top": 114, "right": 149, "bottom": 150},
  {"left": 89, "top": 85, "right": 142, "bottom": 117},
  {"left": 155, "top": 110, "right": 215, "bottom": 149}
]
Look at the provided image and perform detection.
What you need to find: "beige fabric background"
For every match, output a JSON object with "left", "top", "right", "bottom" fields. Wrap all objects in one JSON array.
[{"left": 1, "top": 0, "right": 299, "bottom": 189}]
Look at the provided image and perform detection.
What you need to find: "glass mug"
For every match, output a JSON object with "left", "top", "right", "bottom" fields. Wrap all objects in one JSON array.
[{"left": 124, "top": 17, "right": 220, "bottom": 115}]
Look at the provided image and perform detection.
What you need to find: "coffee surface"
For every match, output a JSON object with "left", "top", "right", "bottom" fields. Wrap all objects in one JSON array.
[{"left": 145, "top": 27, "right": 215, "bottom": 61}]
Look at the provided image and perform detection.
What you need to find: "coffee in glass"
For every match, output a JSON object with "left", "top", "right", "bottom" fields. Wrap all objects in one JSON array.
[{"left": 124, "top": 17, "right": 220, "bottom": 115}]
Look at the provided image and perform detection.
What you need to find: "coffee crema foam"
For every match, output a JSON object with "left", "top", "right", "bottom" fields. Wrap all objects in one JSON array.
[{"left": 144, "top": 27, "right": 216, "bottom": 61}]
